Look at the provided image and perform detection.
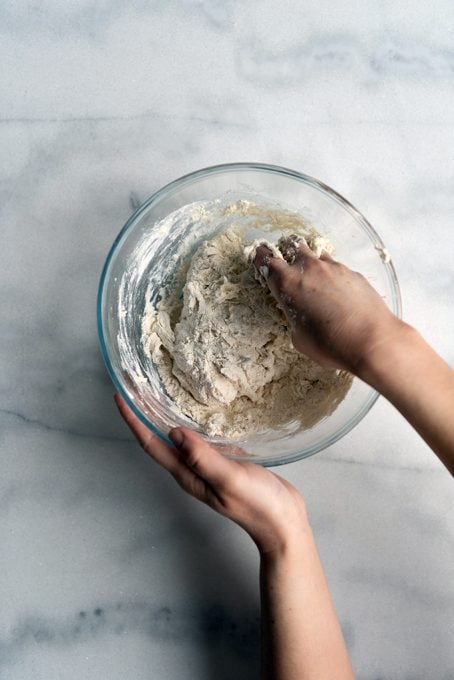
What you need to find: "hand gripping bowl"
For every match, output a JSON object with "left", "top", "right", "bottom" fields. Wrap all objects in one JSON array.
[{"left": 97, "top": 163, "right": 401, "bottom": 466}]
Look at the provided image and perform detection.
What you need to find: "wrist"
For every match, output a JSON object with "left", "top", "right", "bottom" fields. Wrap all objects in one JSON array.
[
  {"left": 355, "top": 319, "right": 419, "bottom": 388},
  {"left": 257, "top": 515, "right": 313, "bottom": 562}
]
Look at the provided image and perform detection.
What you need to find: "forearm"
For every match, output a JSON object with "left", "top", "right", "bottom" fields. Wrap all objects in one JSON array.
[
  {"left": 359, "top": 323, "right": 454, "bottom": 474},
  {"left": 260, "top": 524, "right": 354, "bottom": 680}
]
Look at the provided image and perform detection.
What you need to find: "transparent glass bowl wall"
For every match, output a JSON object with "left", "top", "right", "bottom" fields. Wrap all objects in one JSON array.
[{"left": 98, "top": 163, "right": 401, "bottom": 466}]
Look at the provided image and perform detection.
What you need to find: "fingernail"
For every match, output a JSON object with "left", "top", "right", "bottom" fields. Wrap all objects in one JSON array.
[
  {"left": 259, "top": 265, "right": 269, "bottom": 279},
  {"left": 169, "top": 428, "right": 184, "bottom": 448}
]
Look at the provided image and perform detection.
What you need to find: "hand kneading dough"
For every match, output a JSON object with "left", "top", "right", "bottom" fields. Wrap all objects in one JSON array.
[{"left": 142, "top": 202, "right": 352, "bottom": 439}]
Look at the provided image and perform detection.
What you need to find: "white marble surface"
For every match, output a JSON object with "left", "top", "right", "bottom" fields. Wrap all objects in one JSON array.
[{"left": 1, "top": 2, "right": 453, "bottom": 678}]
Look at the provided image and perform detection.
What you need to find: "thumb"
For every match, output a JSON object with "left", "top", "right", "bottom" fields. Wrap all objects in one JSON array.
[
  {"left": 169, "top": 427, "right": 236, "bottom": 489},
  {"left": 253, "top": 244, "right": 291, "bottom": 302}
]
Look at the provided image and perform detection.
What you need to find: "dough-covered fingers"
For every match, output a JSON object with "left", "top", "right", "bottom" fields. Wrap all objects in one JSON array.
[
  {"left": 277, "top": 234, "right": 317, "bottom": 266},
  {"left": 253, "top": 244, "right": 293, "bottom": 302},
  {"left": 254, "top": 244, "right": 288, "bottom": 281}
]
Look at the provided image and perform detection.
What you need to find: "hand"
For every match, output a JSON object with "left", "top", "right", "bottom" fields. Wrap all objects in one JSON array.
[
  {"left": 115, "top": 394, "right": 309, "bottom": 556},
  {"left": 254, "top": 240, "right": 406, "bottom": 373}
]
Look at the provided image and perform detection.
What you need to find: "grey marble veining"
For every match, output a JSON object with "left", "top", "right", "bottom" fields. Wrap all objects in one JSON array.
[{"left": 1, "top": 2, "right": 453, "bottom": 678}]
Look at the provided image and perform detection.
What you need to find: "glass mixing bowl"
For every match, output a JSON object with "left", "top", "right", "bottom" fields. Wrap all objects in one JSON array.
[{"left": 98, "top": 163, "right": 401, "bottom": 466}]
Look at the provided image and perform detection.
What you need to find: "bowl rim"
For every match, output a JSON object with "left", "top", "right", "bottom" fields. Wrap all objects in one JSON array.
[{"left": 97, "top": 162, "right": 402, "bottom": 467}]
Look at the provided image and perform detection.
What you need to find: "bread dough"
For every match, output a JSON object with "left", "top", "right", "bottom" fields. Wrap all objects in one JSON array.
[{"left": 142, "top": 200, "right": 352, "bottom": 439}]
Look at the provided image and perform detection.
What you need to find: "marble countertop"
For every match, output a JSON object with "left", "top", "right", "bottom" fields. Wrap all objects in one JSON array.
[{"left": 1, "top": 2, "right": 453, "bottom": 678}]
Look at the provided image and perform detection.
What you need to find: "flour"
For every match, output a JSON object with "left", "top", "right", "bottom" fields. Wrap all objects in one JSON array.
[
  {"left": 375, "top": 245, "right": 391, "bottom": 264},
  {"left": 141, "top": 199, "right": 352, "bottom": 439}
]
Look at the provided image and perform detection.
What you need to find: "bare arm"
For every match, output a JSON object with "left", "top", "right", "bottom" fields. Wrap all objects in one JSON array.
[
  {"left": 260, "top": 532, "right": 353, "bottom": 680},
  {"left": 359, "top": 325, "right": 454, "bottom": 474},
  {"left": 115, "top": 395, "right": 354, "bottom": 680},
  {"left": 254, "top": 240, "right": 454, "bottom": 475}
]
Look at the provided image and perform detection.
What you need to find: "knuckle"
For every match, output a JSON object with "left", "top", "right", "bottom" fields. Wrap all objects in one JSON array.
[
  {"left": 139, "top": 431, "right": 156, "bottom": 452},
  {"left": 183, "top": 447, "right": 201, "bottom": 469},
  {"left": 173, "top": 469, "right": 205, "bottom": 501},
  {"left": 302, "top": 253, "right": 318, "bottom": 268},
  {"left": 216, "top": 493, "right": 242, "bottom": 522},
  {"left": 268, "top": 260, "right": 286, "bottom": 280},
  {"left": 273, "top": 268, "right": 295, "bottom": 293},
  {"left": 312, "top": 257, "right": 328, "bottom": 270},
  {"left": 219, "top": 468, "right": 244, "bottom": 498},
  {"left": 188, "top": 476, "right": 205, "bottom": 500},
  {"left": 170, "top": 468, "right": 186, "bottom": 489}
]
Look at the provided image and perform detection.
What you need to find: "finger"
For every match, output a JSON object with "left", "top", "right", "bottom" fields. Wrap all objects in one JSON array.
[
  {"left": 253, "top": 244, "right": 291, "bottom": 296},
  {"left": 169, "top": 426, "right": 239, "bottom": 489},
  {"left": 115, "top": 394, "right": 211, "bottom": 502},
  {"left": 253, "top": 243, "right": 274, "bottom": 269},
  {"left": 253, "top": 244, "right": 287, "bottom": 281},
  {"left": 277, "top": 234, "right": 314, "bottom": 265},
  {"left": 115, "top": 393, "right": 181, "bottom": 473},
  {"left": 285, "top": 237, "right": 317, "bottom": 265},
  {"left": 319, "top": 250, "right": 335, "bottom": 262}
]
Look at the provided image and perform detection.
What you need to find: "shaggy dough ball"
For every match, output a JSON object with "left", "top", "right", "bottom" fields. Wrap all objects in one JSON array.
[{"left": 142, "top": 201, "right": 351, "bottom": 439}]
